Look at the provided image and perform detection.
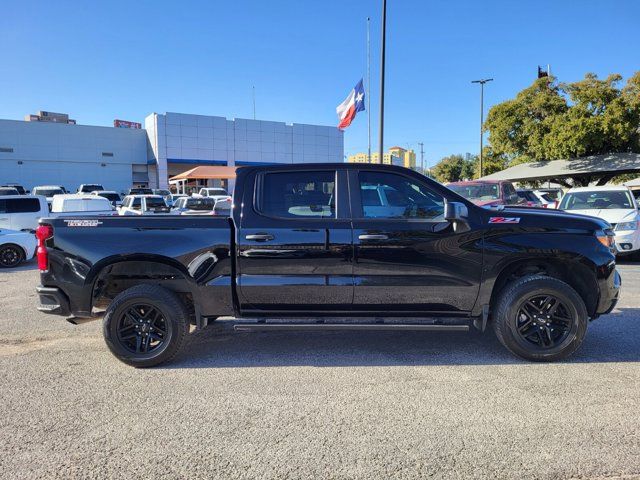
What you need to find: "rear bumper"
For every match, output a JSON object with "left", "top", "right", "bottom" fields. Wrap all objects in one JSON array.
[{"left": 36, "top": 286, "right": 71, "bottom": 316}]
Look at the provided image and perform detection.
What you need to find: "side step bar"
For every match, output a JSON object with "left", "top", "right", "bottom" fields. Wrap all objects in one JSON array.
[{"left": 233, "top": 323, "right": 469, "bottom": 332}]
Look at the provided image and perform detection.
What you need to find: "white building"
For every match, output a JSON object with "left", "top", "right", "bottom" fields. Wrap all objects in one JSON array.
[
  {"left": 0, "top": 119, "right": 148, "bottom": 193},
  {"left": 145, "top": 112, "right": 344, "bottom": 188},
  {"left": 0, "top": 112, "right": 344, "bottom": 193}
]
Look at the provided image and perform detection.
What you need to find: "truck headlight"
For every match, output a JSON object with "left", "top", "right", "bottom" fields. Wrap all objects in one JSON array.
[
  {"left": 615, "top": 221, "right": 638, "bottom": 231},
  {"left": 596, "top": 230, "right": 616, "bottom": 248}
]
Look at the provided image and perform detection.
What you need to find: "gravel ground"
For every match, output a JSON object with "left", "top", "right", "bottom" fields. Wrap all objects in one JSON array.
[{"left": 0, "top": 260, "right": 639, "bottom": 479}]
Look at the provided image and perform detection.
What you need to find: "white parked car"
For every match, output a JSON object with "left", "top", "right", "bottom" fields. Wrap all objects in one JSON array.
[
  {"left": 152, "top": 189, "right": 173, "bottom": 206},
  {"left": 51, "top": 194, "right": 116, "bottom": 217},
  {"left": 171, "top": 196, "right": 231, "bottom": 215},
  {"left": 77, "top": 183, "right": 104, "bottom": 194},
  {"left": 31, "top": 185, "right": 66, "bottom": 209},
  {"left": 118, "top": 195, "right": 171, "bottom": 215},
  {"left": 0, "top": 187, "right": 20, "bottom": 196},
  {"left": 0, "top": 229, "right": 36, "bottom": 268},
  {"left": 559, "top": 186, "right": 640, "bottom": 255},
  {"left": 90, "top": 190, "right": 122, "bottom": 208},
  {"left": 0, "top": 195, "right": 49, "bottom": 232},
  {"left": 192, "top": 187, "right": 231, "bottom": 202},
  {"left": 169, "top": 193, "right": 188, "bottom": 206}
]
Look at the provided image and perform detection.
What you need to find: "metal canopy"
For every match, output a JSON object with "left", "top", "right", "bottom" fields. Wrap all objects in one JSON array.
[{"left": 480, "top": 153, "right": 640, "bottom": 186}]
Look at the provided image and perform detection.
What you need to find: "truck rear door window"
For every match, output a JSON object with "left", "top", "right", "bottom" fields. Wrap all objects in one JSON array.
[
  {"left": 5, "top": 198, "right": 41, "bottom": 213},
  {"left": 259, "top": 171, "right": 336, "bottom": 218}
]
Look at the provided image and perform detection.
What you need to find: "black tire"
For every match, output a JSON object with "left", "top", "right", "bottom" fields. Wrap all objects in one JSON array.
[
  {"left": 0, "top": 244, "right": 25, "bottom": 268},
  {"left": 493, "top": 275, "right": 588, "bottom": 362},
  {"left": 103, "top": 285, "right": 189, "bottom": 368}
]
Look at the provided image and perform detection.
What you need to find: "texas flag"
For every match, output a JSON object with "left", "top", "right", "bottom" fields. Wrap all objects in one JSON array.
[{"left": 336, "top": 79, "right": 365, "bottom": 130}]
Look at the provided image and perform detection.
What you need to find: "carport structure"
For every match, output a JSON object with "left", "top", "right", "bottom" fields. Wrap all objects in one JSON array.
[
  {"left": 480, "top": 153, "right": 640, "bottom": 187},
  {"left": 169, "top": 166, "right": 237, "bottom": 195}
]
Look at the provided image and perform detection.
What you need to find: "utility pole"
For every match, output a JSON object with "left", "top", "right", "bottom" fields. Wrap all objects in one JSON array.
[
  {"left": 252, "top": 86, "right": 256, "bottom": 120},
  {"left": 378, "top": 0, "right": 387, "bottom": 164},
  {"left": 418, "top": 142, "right": 424, "bottom": 175},
  {"left": 367, "top": 17, "right": 371, "bottom": 163},
  {"left": 471, "top": 78, "right": 493, "bottom": 178}
]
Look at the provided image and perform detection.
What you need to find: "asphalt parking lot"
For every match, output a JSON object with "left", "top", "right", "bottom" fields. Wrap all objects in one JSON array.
[{"left": 1, "top": 262, "right": 639, "bottom": 479}]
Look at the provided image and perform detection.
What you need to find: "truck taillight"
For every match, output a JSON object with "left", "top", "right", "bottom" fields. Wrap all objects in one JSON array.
[{"left": 36, "top": 225, "right": 53, "bottom": 271}]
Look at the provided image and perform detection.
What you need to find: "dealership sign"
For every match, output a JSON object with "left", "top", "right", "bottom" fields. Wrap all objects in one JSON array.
[{"left": 114, "top": 119, "right": 141, "bottom": 129}]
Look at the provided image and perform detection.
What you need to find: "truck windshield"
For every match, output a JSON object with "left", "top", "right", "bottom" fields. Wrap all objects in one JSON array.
[
  {"left": 98, "top": 193, "right": 121, "bottom": 202},
  {"left": 449, "top": 183, "right": 500, "bottom": 201},
  {"left": 34, "top": 188, "right": 64, "bottom": 197},
  {"left": 560, "top": 191, "right": 633, "bottom": 210},
  {"left": 145, "top": 198, "right": 167, "bottom": 208},
  {"left": 81, "top": 185, "right": 103, "bottom": 192},
  {"left": 186, "top": 198, "right": 215, "bottom": 210}
]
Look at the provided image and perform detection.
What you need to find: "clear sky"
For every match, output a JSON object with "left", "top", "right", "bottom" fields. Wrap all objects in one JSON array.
[{"left": 2, "top": 0, "right": 638, "bottom": 167}]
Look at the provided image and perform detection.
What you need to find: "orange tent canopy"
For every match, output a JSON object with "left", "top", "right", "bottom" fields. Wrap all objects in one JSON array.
[{"left": 169, "top": 166, "right": 237, "bottom": 181}]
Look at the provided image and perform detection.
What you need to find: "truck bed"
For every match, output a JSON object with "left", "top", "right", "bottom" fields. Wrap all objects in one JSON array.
[{"left": 39, "top": 215, "right": 234, "bottom": 319}]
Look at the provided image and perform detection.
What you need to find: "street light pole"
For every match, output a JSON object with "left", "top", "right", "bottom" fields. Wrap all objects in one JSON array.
[
  {"left": 378, "top": 0, "right": 387, "bottom": 164},
  {"left": 471, "top": 78, "right": 493, "bottom": 178},
  {"left": 367, "top": 17, "right": 371, "bottom": 163}
]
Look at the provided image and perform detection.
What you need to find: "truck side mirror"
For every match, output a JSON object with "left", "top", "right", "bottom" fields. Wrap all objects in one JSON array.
[
  {"left": 444, "top": 201, "right": 469, "bottom": 233},
  {"left": 444, "top": 201, "right": 468, "bottom": 221}
]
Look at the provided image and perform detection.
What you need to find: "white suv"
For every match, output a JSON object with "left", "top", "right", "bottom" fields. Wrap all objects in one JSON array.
[
  {"left": 118, "top": 195, "right": 171, "bottom": 215},
  {"left": 559, "top": 185, "right": 640, "bottom": 255},
  {"left": 0, "top": 195, "right": 49, "bottom": 232}
]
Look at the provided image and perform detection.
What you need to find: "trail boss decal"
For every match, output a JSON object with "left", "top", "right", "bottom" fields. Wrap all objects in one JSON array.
[
  {"left": 489, "top": 217, "right": 520, "bottom": 224},
  {"left": 64, "top": 219, "right": 103, "bottom": 227}
]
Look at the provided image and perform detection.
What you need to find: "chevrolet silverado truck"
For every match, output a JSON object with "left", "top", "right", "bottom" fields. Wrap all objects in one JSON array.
[{"left": 35, "top": 164, "right": 620, "bottom": 367}]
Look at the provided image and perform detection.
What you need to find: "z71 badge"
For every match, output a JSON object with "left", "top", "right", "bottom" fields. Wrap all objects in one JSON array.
[
  {"left": 489, "top": 217, "right": 520, "bottom": 224},
  {"left": 64, "top": 219, "right": 103, "bottom": 227}
]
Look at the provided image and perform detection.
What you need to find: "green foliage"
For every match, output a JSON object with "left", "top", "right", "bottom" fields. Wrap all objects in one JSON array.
[
  {"left": 433, "top": 148, "right": 508, "bottom": 183},
  {"left": 432, "top": 154, "right": 467, "bottom": 183},
  {"left": 485, "top": 72, "right": 640, "bottom": 163}
]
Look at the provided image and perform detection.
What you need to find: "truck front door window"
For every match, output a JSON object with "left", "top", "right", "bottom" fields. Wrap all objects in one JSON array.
[{"left": 358, "top": 171, "right": 444, "bottom": 220}]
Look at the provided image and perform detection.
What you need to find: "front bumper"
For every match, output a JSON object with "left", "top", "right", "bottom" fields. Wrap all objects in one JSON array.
[
  {"left": 595, "top": 268, "right": 621, "bottom": 317},
  {"left": 36, "top": 286, "right": 71, "bottom": 316},
  {"left": 613, "top": 230, "right": 640, "bottom": 254}
]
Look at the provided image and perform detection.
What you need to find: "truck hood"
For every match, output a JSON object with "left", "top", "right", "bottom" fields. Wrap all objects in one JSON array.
[{"left": 490, "top": 206, "right": 612, "bottom": 230}]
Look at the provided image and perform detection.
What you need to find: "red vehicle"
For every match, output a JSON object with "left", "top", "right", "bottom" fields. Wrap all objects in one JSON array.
[{"left": 448, "top": 180, "right": 522, "bottom": 207}]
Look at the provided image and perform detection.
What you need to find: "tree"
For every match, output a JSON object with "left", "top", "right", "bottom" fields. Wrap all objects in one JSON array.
[
  {"left": 432, "top": 149, "right": 507, "bottom": 184},
  {"left": 484, "top": 72, "right": 640, "bottom": 185},
  {"left": 432, "top": 154, "right": 467, "bottom": 183}
]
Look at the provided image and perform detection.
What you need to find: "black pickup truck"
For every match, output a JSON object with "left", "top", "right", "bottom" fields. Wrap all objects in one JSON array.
[{"left": 35, "top": 164, "right": 620, "bottom": 367}]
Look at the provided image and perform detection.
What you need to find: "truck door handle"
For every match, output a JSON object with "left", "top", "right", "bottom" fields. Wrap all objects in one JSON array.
[
  {"left": 358, "top": 234, "right": 388, "bottom": 240},
  {"left": 245, "top": 233, "right": 274, "bottom": 242}
]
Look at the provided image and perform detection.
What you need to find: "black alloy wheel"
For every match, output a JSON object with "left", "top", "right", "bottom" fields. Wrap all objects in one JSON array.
[
  {"left": 0, "top": 245, "right": 24, "bottom": 268},
  {"left": 514, "top": 294, "right": 574, "bottom": 349},
  {"left": 492, "top": 275, "right": 588, "bottom": 362},
  {"left": 103, "top": 284, "right": 189, "bottom": 367},
  {"left": 116, "top": 304, "right": 169, "bottom": 355}
]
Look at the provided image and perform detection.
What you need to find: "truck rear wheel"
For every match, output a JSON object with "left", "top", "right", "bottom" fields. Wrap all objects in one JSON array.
[
  {"left": 493, "top": 275, "right": 588, "bottom": 362},
  {"left": 103, "top": 285, "right": 189, "bottom": 367}
]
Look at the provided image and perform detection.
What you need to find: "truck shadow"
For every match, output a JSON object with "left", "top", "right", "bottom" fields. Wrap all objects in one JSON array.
[{"left": 166, "top": 309, "right": 640, "bottom": 368}]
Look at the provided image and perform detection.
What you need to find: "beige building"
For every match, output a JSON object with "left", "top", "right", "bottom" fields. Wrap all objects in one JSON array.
[{"left": 347, "top": 146, "right": 416, "bottom": 169}]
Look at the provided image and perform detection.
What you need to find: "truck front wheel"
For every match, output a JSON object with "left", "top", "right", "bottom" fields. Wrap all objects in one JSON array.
[
  {"left": 103, "top": 285, "right": 189, "bottom": 367},
  {"left": 493, "top": 275, "right": 588, "bottom": 362}
]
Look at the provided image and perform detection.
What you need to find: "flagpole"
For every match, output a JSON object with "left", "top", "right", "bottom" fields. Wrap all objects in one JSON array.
[
  {"left": 378, "top": 0, "right": 386, "bottom": 164},
  {"left": 367, "top": 16, "right": 371, "bottom": 163}
]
